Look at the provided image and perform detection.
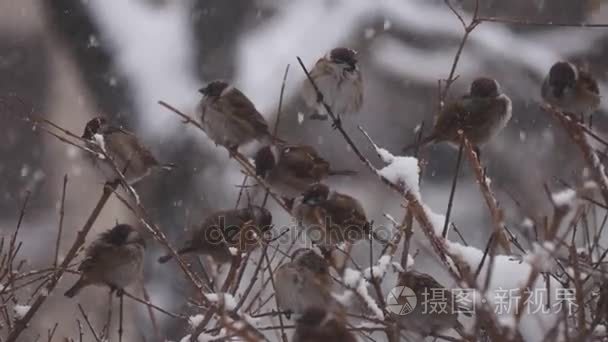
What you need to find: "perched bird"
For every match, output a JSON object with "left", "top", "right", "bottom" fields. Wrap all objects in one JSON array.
[
  {"left": 254, "top": 144, "right": 356, "bottom": 197},
  {"left": 64, "top": 224, "right": 145, "bottom": 297},
  {"left": 292, "top": 183, "right": 370, "bottom": 248},
  {"left": 274, "top": 248, "right": 337, "bottom": 318},
  {"left": 393, "top": 271, "right": 470, "bottom": 337},
  {"left": 292, "top": 308, "right": 357, "bottom": 342},
  {"left": 81, "top": 117, "right": 174, "bottom": 185},
  {"left": 301, "top": 47, "right": 363, "bottom": 121},
  {"left": 541, "top": 61, "right": 600, "bottom": 117},
  {"left": 196, "top": 80, "right": 272, "bottom": 150},
  {"left": 158, "top": 206, "right": 272, "bottom": 264},
  {"left": 403, "top": 77, "right": 512, "bottom": 152}
]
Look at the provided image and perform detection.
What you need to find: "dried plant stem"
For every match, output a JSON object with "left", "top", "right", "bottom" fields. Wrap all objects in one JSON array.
[
  {"left": 263, "top": 64, "right": 290, "bottom": 207},
  {"left": 54, "top": 175, "right": 68, "bottom": 268},
  {"left": 77, "top": 304, "right": 102, "bottom": 342},
  {"left": 478, "top": 16, "right": 608, "bottom": 28},
  {"left": 462, "top": 136, "right": 512, "bottom": 253},
  {"left": 542, "top": 105, "right": 608, "bottom": 206},
  {"left": 7, "top": 181, "right": 117, "bottom": 342}
]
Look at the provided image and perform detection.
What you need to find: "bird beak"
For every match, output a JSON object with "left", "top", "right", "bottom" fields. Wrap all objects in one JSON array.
[{"left": 198, "top": 88, "right": 206, "bottom": 95}]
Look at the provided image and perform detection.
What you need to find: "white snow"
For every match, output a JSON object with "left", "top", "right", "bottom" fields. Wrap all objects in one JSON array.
[
  {"left": 551, "top": 188, "right": 577, "bottom": 207},
  {"left": 524, "top": 242, "right": 555, "bottom": 273},
  {"left": 13, "top": 304, "right": 30, "bottom": 319},
  {"left": 188, "top": 314, "right": 205, "bottom": 329},
  {"left": 355, "top": 279, "right": 384, "bottom": 320},
  {"left": 343, "top": 268, "right": 362, "bottom": 288},
  {"left": 204, "top": 293, "right": 237, "bottom": 311},
  {"left": 423, "top": 203, "right": 448, "bottom": 236},
  {"left": 362, "top": 255, "right": 391, "bottom": 279},
  {"left": 446, "top": 239, "right": 562, "bottom": 341},
  {"left": 594, "top": 324, "right": 607, "bottom": 337},
  {"left": 521, "top": 218, "right": 534, "bottom": 229},
  {"left": 374, "top": 147, "right": 420, "bottom": 197},
  {"left": 342, "top": 268, "right": 384, "bottom": 320},
  {"left": 92, "top": 133, "right": 107, "bottom": 153}
]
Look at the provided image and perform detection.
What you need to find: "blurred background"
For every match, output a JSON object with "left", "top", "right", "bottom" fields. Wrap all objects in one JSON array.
[{"left": 2, "top": 0, "right": 608, "bottom": 340}]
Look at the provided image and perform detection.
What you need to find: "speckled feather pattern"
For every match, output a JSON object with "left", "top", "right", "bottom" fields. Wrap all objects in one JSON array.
[
  {"left": 301, "top": 57, "right": 363, "bottom": 116},
  {"left": 197, "top": 86, "right": 270, "bottom": 148}
]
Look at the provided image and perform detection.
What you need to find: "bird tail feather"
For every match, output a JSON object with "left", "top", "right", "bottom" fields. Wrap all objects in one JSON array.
[{"left": 64, "top": 278, "right": 86, "bottom": 298}]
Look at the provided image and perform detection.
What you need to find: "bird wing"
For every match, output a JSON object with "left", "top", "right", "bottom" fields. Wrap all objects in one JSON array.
[
  {"left": 434, "top": 97, "right": 500, "bottom": 140},
  {"left": 78, "top": 239, "right": 114, "bottom": 273},
  {"left": 323, "top": 193, "right": 369, "bottom": 241},
  {"left": 218, "top": 87, "right": 269, "bottom": 135},
  {"left": 578, "top": 70, "right": 600, "bottom": 95},
  {"left": 103, "top": 126, "right": 159, "bottom": 166},
  {"left": 280, "top": 145, "right": 330, "bottom": 179}
]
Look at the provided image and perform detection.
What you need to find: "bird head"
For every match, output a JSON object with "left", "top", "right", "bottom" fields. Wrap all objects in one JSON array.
[
  {"left": 469, "top": 77, "right": 501, "bottom": 98},
  {"left": 548, "top": 61, "right": 577, "bottom": 98},
  {"left": 81, "top": 117, "right": 107, "bottom": 140},
  {"left": 199, "top": 80, "right": 230, "bottom": 98},
  {"left": 329, "top": 47, "right": 358, "bottom": 72}
]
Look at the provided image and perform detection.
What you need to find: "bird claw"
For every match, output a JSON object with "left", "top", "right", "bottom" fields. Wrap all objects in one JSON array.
[
  {"left": 316, "top": 93, "right": 324, "bottom": 104},
  {"left": 331, "top": 116, "right": 342, "bottom": 130},
  {"left": 228, "top": 145, "right": 238, "bottom": 158}
]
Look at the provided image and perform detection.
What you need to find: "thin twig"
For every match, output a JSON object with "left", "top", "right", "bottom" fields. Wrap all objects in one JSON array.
[
  {"left": 77, "top": 304, "right": 102, "bottom": 342},
  {"left": 54, "top": 175, "right": 68, "bottom": 269},
  {"left": 263, "top": 64, "right": 290, "bottom": 207},
  {"left": 7, "top": 182, "right": 117, "bottom": 342},
  {"left": 478, "top": 16, "right": 608, "bottom": 28}
]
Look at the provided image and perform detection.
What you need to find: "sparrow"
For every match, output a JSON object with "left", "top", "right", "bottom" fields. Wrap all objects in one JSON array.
[
  {"left": 392, "top": 271, "right": 470, "bottom": 337},
  {"left": 158, "top": 206, "right": 273, "bottom": 264},
  {"left": 541, "top": 61, "right": 600, "bottom": 117},
  {"left": 403, "top": 77, "right": 512, "bottom": 152},
  {"left": 274, "top": 248, "right": 338, "bottom": 318},
  {"left": 81, "top": 117, "right": 175, "bottom": 185},
  {"left": 196, "top": 80, "right": 273, "bottom": 150},
  {"left": 292, "top": 183, "right": 370, "bottom": 249},
  {"left": 64, "top": 224, "right": 145, "bottom": 297},
  {"left": 254, "top": 144, "right": 356, "bottom": 197},
  {"left": 301, "top": 47, "right": 363, "bottom": 121},
  {"left": 292, "top": 308, "right": 357, "bottom": 342}
]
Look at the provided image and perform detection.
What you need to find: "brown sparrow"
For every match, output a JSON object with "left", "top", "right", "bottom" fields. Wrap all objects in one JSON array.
[
  {"left": 196, "top": 80, "right": 272, "bottom": 150},
  {"left": 541, "top": 61, "right": 600, "bottom": 117},
  {"left": 292, "top": 308, "right": 357, "bottom": 342},
  {"left": 274, "top": 248, "right": 338, "bottom": 318},
  {"left": 292, "top": 183, "right": 370, "bottom": 248},
  {"left": 403, "top": 77, "right": 512, "bottom": 151},
  {"left": 64, "top": 224, "right": 145, "bottom": 297},
  {"left": 81, "top": 117, "right": 175, "bottom": 185},
  {"left": 392, "top": 271, "right": 469, "bottom": 337},
  {"left": 158, "top": 206, "right": 272, "bottom": 264},
  {"left": 254, "top": 144, "right": 356, "bottom": 197},
  {"left": 301, "top": 47, "right": 363, "bottom": 121}
]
